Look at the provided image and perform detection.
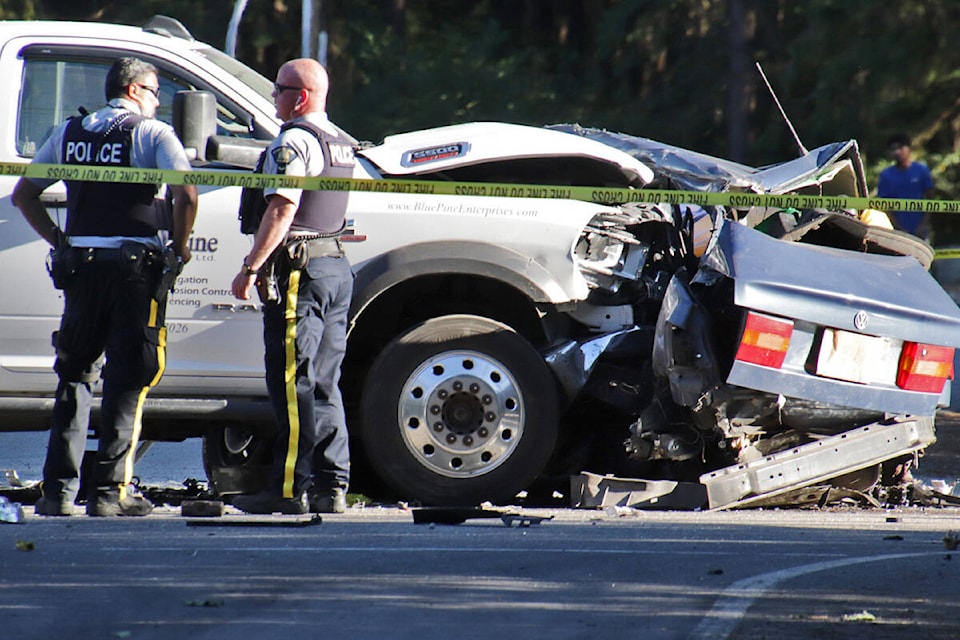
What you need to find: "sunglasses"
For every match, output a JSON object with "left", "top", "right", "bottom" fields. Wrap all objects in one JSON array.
[
  {"left": 273, "top": 83, "right": 304, "bottom": 94},
  {"left": 137, "top": 84, "right": 160, "bottom": 98}
]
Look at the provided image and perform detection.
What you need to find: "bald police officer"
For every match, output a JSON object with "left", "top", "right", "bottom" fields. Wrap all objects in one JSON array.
[
  {"left": 13, "top": 57, "right": 198, "bottom": 516},
  {"left": 231, "top": 58, "right": 354, "bottom": 515}
]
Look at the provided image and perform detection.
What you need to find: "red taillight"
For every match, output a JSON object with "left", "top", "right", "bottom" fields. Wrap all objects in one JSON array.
[
  {"left": 897, "top": 342, "right": 954, "bottom": 393},
  {"left": 734, "top": 312, "right": 794, "bottom": 369}
]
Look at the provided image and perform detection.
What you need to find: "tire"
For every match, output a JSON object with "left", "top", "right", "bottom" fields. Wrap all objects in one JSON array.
[
  {"left": 201, "top": 423, "right": 273, "bottom": 495},
  {"left": 359, "top": 314, "right": 559, "bottom": 506}
]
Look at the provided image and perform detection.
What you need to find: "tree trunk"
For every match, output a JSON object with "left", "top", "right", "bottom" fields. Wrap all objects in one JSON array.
[{"left": 726, "top": 0, "right": 750, "bottom": 162}]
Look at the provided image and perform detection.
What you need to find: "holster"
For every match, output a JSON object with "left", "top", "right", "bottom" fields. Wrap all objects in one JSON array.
[
  {"left": 255, "top": 250, "right": 281, "bottom": 304},
  {"left": 286, "top": 236, "right": 343, "bottom": 267},
  {"left": 153, "top": 246, "right": 183, "bottom": 301},
  {"left": 46, "top": 245, "right": 78, "bottom": 290},
  {"left": 255, "top": 237, "right": 343, "bottom": 305}
]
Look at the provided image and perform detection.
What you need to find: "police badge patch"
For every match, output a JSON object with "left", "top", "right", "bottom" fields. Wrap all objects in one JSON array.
[{"left": 271, "top": 145, "right": 299, "bottom": 172}]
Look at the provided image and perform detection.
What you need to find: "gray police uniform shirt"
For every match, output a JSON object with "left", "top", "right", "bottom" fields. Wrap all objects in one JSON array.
[
  {"left": 263, "top": 112, "right": 339, "bottom": 235},
  {"left": 28, "top": 97, "right": 191, "bottom": 249}
]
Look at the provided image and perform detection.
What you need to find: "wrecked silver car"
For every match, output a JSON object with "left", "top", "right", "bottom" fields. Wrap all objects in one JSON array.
[{"left": 555, "top": 125, "right": 960, "bottom": 509}]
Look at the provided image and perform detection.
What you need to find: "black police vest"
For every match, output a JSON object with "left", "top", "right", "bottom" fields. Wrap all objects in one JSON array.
[
  {"left": 62, "top": 112, "right": 164, "bottom": 237},
  {"left": 283, "top": 120, "right": 355, "bottom": 234}
]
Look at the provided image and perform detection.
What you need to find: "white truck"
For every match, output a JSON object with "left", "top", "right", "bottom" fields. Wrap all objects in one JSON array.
[{"left": 2, "top": 16, "right": 958, "bottom": 509}]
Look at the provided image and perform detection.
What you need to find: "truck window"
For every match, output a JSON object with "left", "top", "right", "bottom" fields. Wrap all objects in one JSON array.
[
  {"left": 17, "top": 59, "right": 104, "bottom": 157},
  {"left": 17, "top": 55, "right": 254, "bottom": 158}
]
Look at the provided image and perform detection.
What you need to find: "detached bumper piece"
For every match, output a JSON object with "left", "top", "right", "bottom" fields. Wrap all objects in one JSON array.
[
  {"left": 570, "top": 472, "right": 708, "bottom": 510},
  {"left": 700, "top": 417, "right": 935, "bottom": 510}
]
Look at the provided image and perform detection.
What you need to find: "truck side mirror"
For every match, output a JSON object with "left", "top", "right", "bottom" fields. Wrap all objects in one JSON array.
[{"left": 173, "top": 90, "right": 217, "bottom": 162}]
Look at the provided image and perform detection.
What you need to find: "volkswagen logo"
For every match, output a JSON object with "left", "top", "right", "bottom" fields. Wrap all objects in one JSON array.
[{"left": 853, "top": 310, "right": 869, "bottom": 331}]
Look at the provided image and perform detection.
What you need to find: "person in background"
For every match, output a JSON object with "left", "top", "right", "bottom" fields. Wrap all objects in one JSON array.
[{"left": 877, "top": 133, "right": 935, "bottom": 239}]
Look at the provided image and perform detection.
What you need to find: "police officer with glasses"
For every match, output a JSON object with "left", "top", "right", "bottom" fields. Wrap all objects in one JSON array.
[
  {"left": 13, "top": 57, "right": 198, "bottom": 517},
  {"left": 231, "top": 58, "right": 355, "bottom": 515}
]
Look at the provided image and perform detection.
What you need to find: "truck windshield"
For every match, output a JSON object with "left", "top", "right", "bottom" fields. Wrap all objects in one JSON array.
[{"left": 195, "top": 47, "right": 274, "bottom": 104}]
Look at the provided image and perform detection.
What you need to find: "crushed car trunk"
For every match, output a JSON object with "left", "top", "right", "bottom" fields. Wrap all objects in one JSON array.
[{"left": 558, "top": 126, "right": 960, "bottom": 510}]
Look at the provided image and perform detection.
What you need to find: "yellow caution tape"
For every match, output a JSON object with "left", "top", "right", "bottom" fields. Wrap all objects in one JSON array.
[
  {"left": 10, "top": 161, "right": 960, "bottom": 215},
  {"left": 12, "top": 161, "right": 960, "bottom": 259}
]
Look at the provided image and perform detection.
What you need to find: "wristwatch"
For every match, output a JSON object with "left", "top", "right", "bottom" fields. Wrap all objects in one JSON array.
[{"left": 241, "top": 259, "right": 259, "bottom": 276}]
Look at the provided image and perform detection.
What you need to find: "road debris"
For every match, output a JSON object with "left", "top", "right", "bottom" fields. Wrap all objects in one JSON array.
[
  {"left": 841, "top": 610, "right": 877, "bottom": 623},
  {"left": 944, "top": 531, "right": 959, "bottom": 550},
  {"left": 15, "top": 540, "right": 34, "bottom": 551},
  {"left": 411, "top": 507, "right": 553, "bottom": 526},
  {"left": 570, "top": 472, "right": 706, "bottom": 509},
  {"left": 411, "top": 507, "right": 507, "bottom": 525},
  {"left": 181, "top": 499, "right": 225, "bottom": 517},
  {"left": 2, "top": 469, "right": 23, "bottom": 487},
  {"left": 186, "top": 514, "right": 322, "bottom": 528},
  {"left": 501, "top": 514, "right": 554, "bottom": 527},
  {"left": 0, "top": 495, "right": 24, "bottom": 524}
]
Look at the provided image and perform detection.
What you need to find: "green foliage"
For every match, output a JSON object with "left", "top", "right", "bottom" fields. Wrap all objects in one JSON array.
[{"left": 7, "top": 0, "right": 960, "bottom": 238}]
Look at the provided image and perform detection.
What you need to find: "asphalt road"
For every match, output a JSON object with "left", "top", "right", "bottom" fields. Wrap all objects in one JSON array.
[
  {"left": 3, "top": 429, "right": 960, "bottom": 640},
  {"left": 1, "top": 507, "right": 959, "bottom": 640}
]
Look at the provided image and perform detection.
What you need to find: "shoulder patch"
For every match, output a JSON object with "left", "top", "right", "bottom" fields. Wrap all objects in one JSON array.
[{"left": 272, "top": 145, "right": 299, "bottom": 171}]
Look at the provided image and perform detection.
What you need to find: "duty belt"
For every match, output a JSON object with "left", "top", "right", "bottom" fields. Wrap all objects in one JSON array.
[
  {"left": 287, "top": 235, "right": 344, "bottom": 259},
  {"left": 73, "top": 244, "right": 161, "bottom": 265},
  {"left": 303, "top": 237, "right": 343, "bottom": 258}
]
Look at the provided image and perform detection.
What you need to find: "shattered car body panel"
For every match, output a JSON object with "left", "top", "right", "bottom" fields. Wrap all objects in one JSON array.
[
  {"left": 553, "top": 124, "right": 868, "bottom": 197},
  {"left": 551, "top": 127, "right": 960, "bottom": 509}
]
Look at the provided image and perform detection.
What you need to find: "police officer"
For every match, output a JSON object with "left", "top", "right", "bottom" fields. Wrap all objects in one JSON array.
[
  {"left": 231, "top": 58, "right": 354, "bottom": 514},
  {"left": 13, "top": 57, "right": 198, "bottom": 516}
]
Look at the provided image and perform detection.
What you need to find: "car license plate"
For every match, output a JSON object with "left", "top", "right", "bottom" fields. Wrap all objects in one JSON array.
[{"left": 815, "top": 328, "right": 899, "bottom": 385}]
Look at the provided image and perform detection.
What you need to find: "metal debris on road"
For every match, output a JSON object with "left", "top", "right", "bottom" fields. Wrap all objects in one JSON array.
[
  {"left": 2, "top": 469, "right": 23, "bottom": 487},
  {"left": 500, "top": 514, "right": 554, "bottom": 527},
  {"left": 412, "top": 507, "right": 553, "bottom": 526},
  {"left": 186, "top": 514, "right": 322, "bottom": 528},
  {"left": 412, "top": 507, "right": 506, "bottom": 525}
]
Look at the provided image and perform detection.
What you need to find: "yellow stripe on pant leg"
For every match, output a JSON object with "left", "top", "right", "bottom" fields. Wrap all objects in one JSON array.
[
  {"left": 282, "top": 270, "right": 302, "bottom": 499},
  {"left": 121, "top": 300, "right": 166, "bottom": 500}
]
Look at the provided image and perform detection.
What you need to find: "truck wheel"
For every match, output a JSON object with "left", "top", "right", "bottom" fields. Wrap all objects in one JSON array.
[
  {"left": 201, "top": 424, "right": 272, "bottom": 495},
  {"left": 360, "top": 314, "right": 559, "bottom": 505}
]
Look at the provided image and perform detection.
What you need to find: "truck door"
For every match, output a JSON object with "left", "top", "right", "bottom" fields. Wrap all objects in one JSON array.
[{"left": 0, "top": 44, "right": 269, "bottom": 397}]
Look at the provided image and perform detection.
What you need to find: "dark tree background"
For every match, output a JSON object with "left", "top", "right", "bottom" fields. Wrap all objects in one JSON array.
[{"left": 7, "top": 1, "right": 960, "bottom": 240}]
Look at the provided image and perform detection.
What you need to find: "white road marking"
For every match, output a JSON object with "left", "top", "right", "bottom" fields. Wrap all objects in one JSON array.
[
  {"left": 101, "top": 545, "right": 846, "bottom": 558},
  {"left": 687, "top": 551, "right": 940, "bottom": 640}
]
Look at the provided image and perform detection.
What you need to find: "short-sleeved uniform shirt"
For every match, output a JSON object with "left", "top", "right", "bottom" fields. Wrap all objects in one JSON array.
[
  {"left": 28, "top": 98, "right": 191, "bottom": 248},
  {"left": 262, "top": 112, "right": 340, "bottom": 234}
]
